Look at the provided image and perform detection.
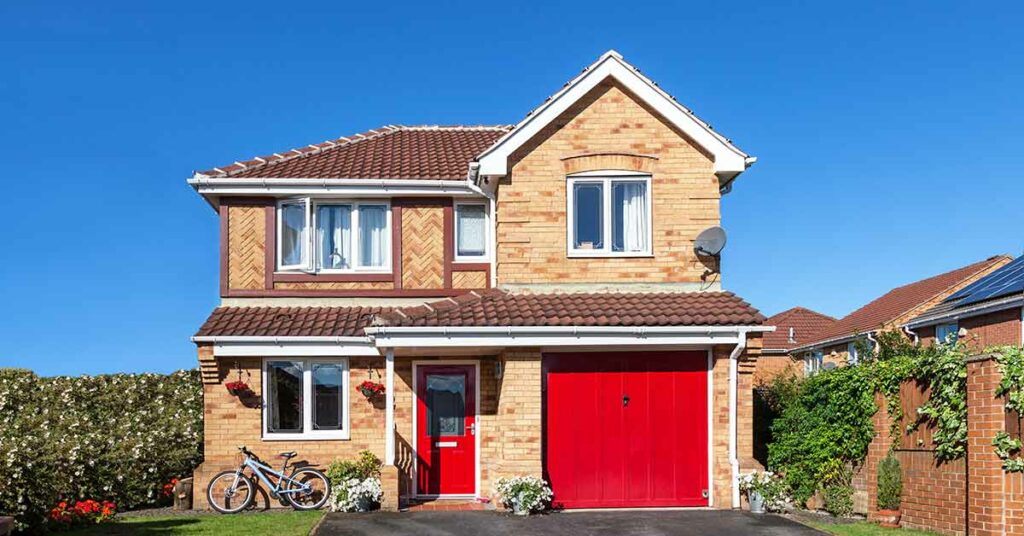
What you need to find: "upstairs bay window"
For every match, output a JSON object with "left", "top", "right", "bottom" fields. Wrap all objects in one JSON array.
[
  {"left": 567, "top": 173, "right": 652, "bottom": 257},
  {"left": 277, "top": 199, "right": 391, "bottom": 272}
]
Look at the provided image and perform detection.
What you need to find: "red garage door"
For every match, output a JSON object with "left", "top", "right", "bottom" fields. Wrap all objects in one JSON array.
[{"left": 543, "top": 351, "right": 709, "bottom": 509}]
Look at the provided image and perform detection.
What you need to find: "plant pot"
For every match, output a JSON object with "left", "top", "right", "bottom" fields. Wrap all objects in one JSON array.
[
  {"left": 748, "top": 491, "right": 765, "bottom": 514},
  {"left": 876, "top": 509, "right": 901, "bottom": 528},
  {"left": 511, "top": 504, "right": 529, "bottom": 516},
  {"left": 354, "top": 496, "right": 375, "bottom": 512},
  {"left": 359, "top": 388, "right": 378, "bottom": 399}
]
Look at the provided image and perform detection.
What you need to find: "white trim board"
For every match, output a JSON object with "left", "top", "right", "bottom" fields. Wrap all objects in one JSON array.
[{"left": 474, "top": 50, "right": 754, "bottom": 179}]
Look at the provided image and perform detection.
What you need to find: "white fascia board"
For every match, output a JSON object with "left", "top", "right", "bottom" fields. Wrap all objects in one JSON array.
[
  {"left": 187, "top": 177, "right": 482, "bottom": 200},
  {"left": 191, "top": 336, "right": 380, "bottom": 357},
  {"left": 905, "top": 294, "right": 1024, "bottom": 329},
  {"left": 475, "top": 51, "right": 752, "bottom": 178},
  {"left": 790, "top": 333, "right": 862, "bottom": 353}
]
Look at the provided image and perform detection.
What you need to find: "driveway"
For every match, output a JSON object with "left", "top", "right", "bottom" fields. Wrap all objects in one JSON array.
[{"left": 316, "top": 510, "right": 824, "bottom": 535}]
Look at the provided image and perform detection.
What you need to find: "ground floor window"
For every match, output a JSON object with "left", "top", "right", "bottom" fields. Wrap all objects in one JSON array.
[{"left": 263, "top": 358, "right": 349, "bottom": 440}]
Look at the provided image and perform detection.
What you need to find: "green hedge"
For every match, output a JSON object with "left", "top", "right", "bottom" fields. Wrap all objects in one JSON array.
[{"left": 0, "top": 368, "right": 203, "bottom": 532}]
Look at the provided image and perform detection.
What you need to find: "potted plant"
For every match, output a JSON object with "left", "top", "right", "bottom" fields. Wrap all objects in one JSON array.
[
  {"left": 739, "top": 471, "right": 787, "bottom": 514},
  {"left": 357, "top": 380, "right": 385, "bottom": 400},
  {"left": 493, "top": 476, "right": 553, "bottom": 515},
  {"left": 224, "top": 380, "right": 250, "bottom": 396},
  {"left": 876, "top": 453, "right": 902, "bottom": 528}
]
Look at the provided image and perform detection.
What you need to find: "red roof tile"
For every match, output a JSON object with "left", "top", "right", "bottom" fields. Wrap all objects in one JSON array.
[
  {"left": 198, "top": 125, "right": 510, "bottom": 180},
  {"left": 799, "top": 256, "right": 1012, "bottom": 348},
  {"left": 377, "top": 289, "right": 765, "bottom": 328},
  {"left": 195, "top": 306, "right": 390, "bottom": 338},
  {"left": 763, "top": 307, "right": 836, "bottom": 351}
]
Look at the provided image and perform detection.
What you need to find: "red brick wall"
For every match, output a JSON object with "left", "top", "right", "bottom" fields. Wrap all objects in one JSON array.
[{"left": 918, "top": 307, "right": 1021, "bottom": 349}]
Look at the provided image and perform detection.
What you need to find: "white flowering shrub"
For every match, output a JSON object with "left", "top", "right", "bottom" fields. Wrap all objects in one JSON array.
[
  {"left": 329, "top": 477, "right": 383, "bottom": 512},
  {"left": 738, "top": 470, "right": 789, "bottom": 512},
  {"left": 0, "top": 368, "right": 203, "bottom": 531},
  {"left": 493, "top": 476, "right": 552, "bottom": 514}
]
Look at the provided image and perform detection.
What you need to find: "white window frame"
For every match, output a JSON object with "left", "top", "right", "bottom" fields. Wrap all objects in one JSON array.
[
  {"left": 261, "top": 358, "right": 350, "bottom": 441},
  {"left": 565, "top": 171, "right": 653, "bottom": 258},
  {"left": 454, "top": 201, "right": 490, "bottom": 262},
  {"left": 936, "top": 322, "right": 959, "bottom": 345},
  {"left": 276, "top": 199, "right": 310, "bottom": 271},
  {"left": 275, "top": 198, "right": 392, "bottom": 274},
  {"left": 805, "top": 350, "right": 823, "bottom": 375},
  {"left": 847, "top": 341, "right": 859, "bottom": 365}
]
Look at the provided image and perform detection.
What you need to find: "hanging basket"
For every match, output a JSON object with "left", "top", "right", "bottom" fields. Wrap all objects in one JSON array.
[
  {"left": 357, "top": 380, "right": 385, "bottom": 400},
  {"left": 225, "top": 381, "right": 251, "bottom": 396}
]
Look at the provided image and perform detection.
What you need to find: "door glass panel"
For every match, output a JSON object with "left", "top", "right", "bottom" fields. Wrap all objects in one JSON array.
[
  {"left": 426, "top": 374, "right": 465, "bottom": 437},
  {"left": 312, "top": 363, "right": 344, "bottom": 430},
  {"left": 267, "top": 361, "right": 303, "bottom": 433}
]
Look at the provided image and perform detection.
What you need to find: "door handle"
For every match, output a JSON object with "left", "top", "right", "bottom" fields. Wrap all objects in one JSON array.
[{"left": 467, "top": 423, "right": 476, "bottom": 436}]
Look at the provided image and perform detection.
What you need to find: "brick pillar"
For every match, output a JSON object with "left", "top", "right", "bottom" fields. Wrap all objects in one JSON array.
[
  {"left": 865, "top": 394, "right": 894, "bottom": 520},
  {"left": 380, "top": 464, "right": 401, "bottom": 511},
  {"left": 967, "top": 353, "right": 1006, "bottom": 536}
]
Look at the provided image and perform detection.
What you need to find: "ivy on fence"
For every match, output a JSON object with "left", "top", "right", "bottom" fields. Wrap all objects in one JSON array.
[{"left": 994, "top": 346, "right": 1024, "bottom": 472}]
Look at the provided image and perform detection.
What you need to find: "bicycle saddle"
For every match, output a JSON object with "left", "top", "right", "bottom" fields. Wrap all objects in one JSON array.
[{"left": 277, "top": 451, "right": 297, "bottom": 459}]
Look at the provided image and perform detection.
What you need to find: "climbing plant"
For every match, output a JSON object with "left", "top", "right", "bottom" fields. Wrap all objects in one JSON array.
[
  {"left": 908, "top": 342, "right": 970, "bottom": 461},
  {"left": 993, "top": 346, "right": 1024, "bottom": 472}
]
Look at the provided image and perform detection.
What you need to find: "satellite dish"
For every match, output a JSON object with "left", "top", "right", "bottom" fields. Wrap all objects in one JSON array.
[{"left": 694, "top": 226, "right": 727, "bottom": 257}]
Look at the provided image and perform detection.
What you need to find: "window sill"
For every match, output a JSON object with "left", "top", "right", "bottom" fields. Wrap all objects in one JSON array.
[
  {"left": 262, "top": 432, "right": 350, "bottom": 441},
  {"left": 273, "top": 271, "right": 393, "bottom": 283},
  {"left": 567, "top": 252, "right": 655, "bottom": 259}
]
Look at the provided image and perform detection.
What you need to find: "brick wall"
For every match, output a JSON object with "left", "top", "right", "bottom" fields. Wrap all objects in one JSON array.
[
  {"left": 498, "top": 79, "right": 721, "bottom": 285},
  {"left": 919, "top": 308, "right": 1021, "bottom": 349},
  {"left": 754, "top": 353, "right": 799, "bottom": 384}
]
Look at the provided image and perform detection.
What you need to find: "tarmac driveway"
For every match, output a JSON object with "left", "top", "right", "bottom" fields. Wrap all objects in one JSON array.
[{"left": 316, "top": 509, "right": 824, "bottom": 536}]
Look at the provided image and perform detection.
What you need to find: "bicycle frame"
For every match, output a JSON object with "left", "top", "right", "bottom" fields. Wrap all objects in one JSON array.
[{"left": 232, "top": 456, "right": 312, "bottom": 498}]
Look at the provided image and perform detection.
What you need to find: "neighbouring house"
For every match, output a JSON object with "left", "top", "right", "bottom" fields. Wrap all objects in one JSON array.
[
  {"left": 905, "top": 254, "right": 1024, "bottom": 349},
  {"left": 787, "top": 255, "right": 1011, "bottom": 374},
  {"left": 187, "top": 50, "right": 772, "bottom": 511},
  {"left": 755, "top": 307, "right": 836, "bottom": 383}
]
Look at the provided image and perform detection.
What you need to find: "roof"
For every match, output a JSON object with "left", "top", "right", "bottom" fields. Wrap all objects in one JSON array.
[
  {"left": 910, "top": 254, "right": 1024, "bottom": 327},
  {"left": 194, "top": 290, "right": 765, "bottom": 338},
  {"left": 763, "top": 307, "right": 836, "bottom": 352},
  {"left": 375, "top": 289, "right": 765, "bottom": 328},
  {"left": 475, "top": 50, "right": 753, "bottom": 180},
  {"left": 197, "top": 125, "right": 510, "bottom": 180},
  {"left": 196, "top": 306, "right": 391, "bottom": 338},
  {"left": 796, "top": 256, "right": 1012, "bottom": 349}
]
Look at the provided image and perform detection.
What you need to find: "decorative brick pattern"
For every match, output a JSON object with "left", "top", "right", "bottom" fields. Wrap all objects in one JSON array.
[
  {"left": 227, "top": 206, "right": 266, "bottom": 291},
  {"left": 273, "top": 281, "right": 394, "bottom": 291},
  {"left": 498, "top": 79, "right": 721, "bottom": 285},
  {"left": 401, "top": 205, "right": 445, "bottom": 289},
  {"left": 452, "top": 270, "right": 487, "bottom": 289},
  {"left": 197, "top": 344, "right": 218, "bottom": 385}
]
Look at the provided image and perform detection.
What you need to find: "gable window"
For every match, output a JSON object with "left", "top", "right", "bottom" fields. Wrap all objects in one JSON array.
[
  {"left": 567, "top": 173, "right": 652, "bottom": 257},
  {"left": 277, "top": 199, "right": 391, "bottom": 272},
  {"left": 455, "top": 202, "right": 489, "bottom": 260},
  {"left": 936, "top": 322, "right": 959, "bottom": 345},
  {"left": 263, "top": 358, "right": 349, "bottom": 440}
]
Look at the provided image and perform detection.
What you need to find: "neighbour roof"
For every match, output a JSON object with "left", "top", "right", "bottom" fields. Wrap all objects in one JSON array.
[
  {"left": 797, "top": 256, "right": 1011, "bottom": 349},
  {"left": 910, "top": 254, "right": 1024, "bottom": 326},
  {"left": 374, "top": 289, "right": 765, "bottom": 328},
  {"left": 196, "top": 306, "right": 391, "bottom": 338},
  {"left": 194, "top": 290, "right": 765, "bottom": 338},
  {"left": 763, "top": 307, "right": 836, "bottom": 351},
  {"left": 197, "top": 125, "right": 510, "bottom": 180}
]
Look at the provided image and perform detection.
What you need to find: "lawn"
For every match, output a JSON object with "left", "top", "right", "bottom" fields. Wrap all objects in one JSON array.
[
  {"left": 807, "top": 521, "right": 942, "bottom": 536},
  {"left": 66, "top": 511, "right": 324, "bottom": 535}
]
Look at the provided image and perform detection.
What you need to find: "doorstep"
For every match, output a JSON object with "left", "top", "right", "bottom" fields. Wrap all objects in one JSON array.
[{"left": 403, "top": 499, "right": 489, "bottom": 512}]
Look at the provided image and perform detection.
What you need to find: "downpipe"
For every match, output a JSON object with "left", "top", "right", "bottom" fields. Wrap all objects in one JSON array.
[{"left": 729, "top": 329, "right": 748, "bottom": 509}]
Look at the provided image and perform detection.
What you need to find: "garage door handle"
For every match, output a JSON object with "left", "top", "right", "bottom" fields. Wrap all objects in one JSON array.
[{"left": 622, "top": 395, "right": 630, "bottom": 407}]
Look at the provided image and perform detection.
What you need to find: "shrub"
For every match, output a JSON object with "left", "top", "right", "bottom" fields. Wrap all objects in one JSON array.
[
  {"left": 325, "top": 450, "right": 381, "bottom": 483},
  {"left": 327, "top": 451, "right": 383, "bottom": 512},
  {"left": 877, "top": 453, "right": 902, "bottom": 510},
  {"left": 493, "top": 476, "right": 552, "bottom": 514},
  {"left": 822, "top": 470, "right": 854, "bottom": 517},
  {"left": 738, "top": 471, "right": 789, "bottom": 512},
  {"left": 0, "top": 368, "right": 203, "bottom": 532}
]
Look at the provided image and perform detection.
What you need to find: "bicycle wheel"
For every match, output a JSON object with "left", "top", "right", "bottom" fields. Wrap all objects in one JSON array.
[
  {"left": 207, "top": 470, "right": 255, "bottom": 514},
  {"left": 283, "top": 468, "right": 331, "bottom": 510}
]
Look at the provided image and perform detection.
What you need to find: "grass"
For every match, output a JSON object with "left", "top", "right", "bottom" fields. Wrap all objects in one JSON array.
[
  {"left": 67, "top": 511, "right": 324, "bottom": 535},
  {"left": 807, "top": 521, "right": 942, "bottom": 536}
]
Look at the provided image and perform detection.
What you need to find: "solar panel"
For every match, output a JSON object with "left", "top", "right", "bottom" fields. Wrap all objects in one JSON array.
[{"left": 944, "top": 255, "right": 1024, "bottom": 307}]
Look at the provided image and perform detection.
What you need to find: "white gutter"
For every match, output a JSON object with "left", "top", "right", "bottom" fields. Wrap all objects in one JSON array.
[
  {"left": 187, "top": 176, "right": 484, "bottom": 201},
  {"left": 191, "top": 336, "right": 371, "bottom": 343},
  {"left": 366, "top": 325, "right": 773, "bottom": 348},
  {"left": 904, "top": 293, "right": 1024, "bottom": 329},
  {"left": 191, "top": 335, "right": 378, "bottom": 357},
  {"left": 728, "top": 330, "right": 747, "bottom": 509}
]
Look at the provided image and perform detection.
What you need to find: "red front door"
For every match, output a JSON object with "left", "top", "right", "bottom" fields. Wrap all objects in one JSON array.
[
  {"left": 544, "top": 351, "right": 709, "bottom": 509},
  {"left": 416, "top": 364, "right": 476, "bottom": 496}
]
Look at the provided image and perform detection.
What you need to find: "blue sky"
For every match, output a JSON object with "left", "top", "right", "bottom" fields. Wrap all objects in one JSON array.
[{"left": 2, "top": 1, "right": 1022, "bottom": 376}]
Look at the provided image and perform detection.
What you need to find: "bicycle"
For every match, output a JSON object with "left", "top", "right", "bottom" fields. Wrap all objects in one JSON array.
[{"left": 206, "top": 446, "right": 331, "bottom": 513}]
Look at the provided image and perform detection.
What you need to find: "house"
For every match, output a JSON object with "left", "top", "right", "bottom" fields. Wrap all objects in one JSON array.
[
  {"left": 787, "top": 256, "right": 1011, "bottom": 374},
  {"left": 187, "top": 50, "right": 772, "bottom": 511},
  {"left": 905, "top": 254, "right": 1024, "bottom": 348},
  {"left": 755, "top": 307, "right": 836, "bottom": 383}
]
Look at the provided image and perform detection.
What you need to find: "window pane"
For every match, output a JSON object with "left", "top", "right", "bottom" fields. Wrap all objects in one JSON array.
[
  {"left": 457, "top": 205, "right": 486, "bottom": 257},
  {"left": 612, "top": 181, "right": 648, "bottom": 252},
  {"left": 937, "top": 323, "right": 959, "bottom": 345},
  {"left": 312, "top": 363, "right": 344, "bottom": 431},
  {"left": 358, "top": 205, "right": 388, "bottom": 268},
  {"left": 316, "top": 205, "right": 352, "bottom": 270},
  {"left": 573, "top": 183, "right": 603, "bottom": 250},
  {"left": 267, "top": 361, "right": 303, "bottom": 433},
  {"left": 281, "top": 203, "right": 306, "bottom": 267},
  {"left": 426, "top": 374, "right": 465, "bottom": 437}
]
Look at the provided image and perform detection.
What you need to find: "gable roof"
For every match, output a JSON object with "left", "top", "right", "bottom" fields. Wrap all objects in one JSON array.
[
  {"left": 374, "top": 289, "right": 765, "bottom": 328},
  {"left": 908, "top": 254, "right": 1024, "bottom": 328},
  {"left": 474, "top": 50, "right": 754, "bottom": 181},
  {"left": 763, "top": 307, "right": 836, "bottom": 352},
  {"left": 195, "top": 125, "right": 510, "bottom": 180},
  {"left": 793, "top": 256, "right": 1012, "bottom": 351}
]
